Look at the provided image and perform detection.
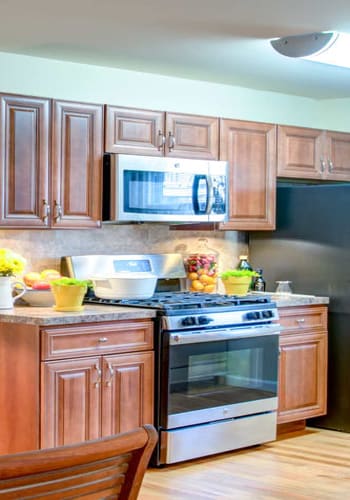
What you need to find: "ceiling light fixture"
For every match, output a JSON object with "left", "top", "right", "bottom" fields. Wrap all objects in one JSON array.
[{"left": 270, "top": 31, "right": 350, "bottom": 69}]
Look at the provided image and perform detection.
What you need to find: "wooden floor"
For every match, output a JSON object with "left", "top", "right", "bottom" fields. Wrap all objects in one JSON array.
[{"left": 139, "top": 428, "right": 350, "bottom": 499}]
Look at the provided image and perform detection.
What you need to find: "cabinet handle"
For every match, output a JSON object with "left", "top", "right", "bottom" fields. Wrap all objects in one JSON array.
[
  {"left": 157, "top": 130, "right": 166, "bottom": 150},
  {"left": 167, "top": 131, "right": 176, "bottom": 151},
  {"left": 320, "top": 159, "right": 326, "bottom": 172},
  {"left": 94, "top": 363, "right": 102, "bottom": 388},
  {"left": 98, "top": 337, "right": 108, "bottom": 343},
  {"left": 328, "top": 160, "right": 334, "bottom": 172},
  {"left": 53, "top": 201, "right": 62, "bottom": 222},
  {"left": 296, "top": 318, "right": 305, "bottom": 325},
  {"left": 105, "top": 362, "right": 114, "bottom": 387},
  {"left": 42, "top": 200, "right": 50, "bottom": 224}
]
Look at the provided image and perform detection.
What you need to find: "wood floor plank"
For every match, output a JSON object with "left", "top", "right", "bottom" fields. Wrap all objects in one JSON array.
[{"left": 139, "top": 428, "right": 350, "bottom": 499}]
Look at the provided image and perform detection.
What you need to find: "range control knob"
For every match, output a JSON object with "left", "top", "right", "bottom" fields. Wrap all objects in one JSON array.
[
  {"left": 181, "top": 316, "right": 196, "bottom": 326},
  {"left": 198, "top": 315, "right": 213, "bottom": 325},
  {"left": 262, "top": 310, "right": 273, "bottom": 318},
  {"left": 246, "top": 311, "right": 261, "bottom": 320}
]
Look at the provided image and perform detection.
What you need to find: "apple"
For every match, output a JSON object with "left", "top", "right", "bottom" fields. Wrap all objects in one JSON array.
[
  {"left": 23, "top": 272, "right": 41, "bottom": 287},
  {"left": 32, "top": 281, "right": 51, "bottom": 290},
  {"left": 40, "top": 269, "right": 61, "bottom": 281}
]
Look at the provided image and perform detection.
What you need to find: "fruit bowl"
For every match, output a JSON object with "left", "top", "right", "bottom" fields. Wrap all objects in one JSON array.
[{"left": 20, "top": 289, "right": 55, "bottom": 307}]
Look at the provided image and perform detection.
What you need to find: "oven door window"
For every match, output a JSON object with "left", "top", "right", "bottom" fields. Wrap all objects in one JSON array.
[{"left": 167, "top": 335, "right": 279, "bottom": 417}]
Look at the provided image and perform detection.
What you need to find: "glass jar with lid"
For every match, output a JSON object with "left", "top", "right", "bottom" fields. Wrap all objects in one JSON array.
[{"left": 184, "top": 238, "right": 218, "bottom": 293}]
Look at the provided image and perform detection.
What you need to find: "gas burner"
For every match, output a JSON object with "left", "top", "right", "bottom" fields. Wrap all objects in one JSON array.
[{"left": 84, "top": 291, "right": 273, "bottom": 315}]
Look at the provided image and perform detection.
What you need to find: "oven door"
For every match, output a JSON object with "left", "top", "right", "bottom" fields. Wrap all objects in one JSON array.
[{"left": 160, "top": 324, "right": 280, "bottom": 429}]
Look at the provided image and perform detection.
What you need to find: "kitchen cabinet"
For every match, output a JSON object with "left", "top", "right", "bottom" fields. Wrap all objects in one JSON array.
[
  {"left": 105, "top": 105, "right": 219, "bottom": 159},
  {"left": 40, "top": 319, "right": 154, "bottom": 448},
  {"left": 0, "top": 317, "right": 154, "bottom": 454},
  {"left": 0, "top": 94, "right": 103, "bottom": 229},
  {"left": 51, "top": 100, "right": 103, "bottom": 228},
  {"left": 219, "top": 119, "right": 277, "bottom": 230},
  {"left": 277, "top": 305, "right": 328, "bottom": 428},
  {"left": 0, "top": 94, "right": 50, "bottom": 228},
  {"left": 277, "top": 125, "right": 350, "bottom": 181}
]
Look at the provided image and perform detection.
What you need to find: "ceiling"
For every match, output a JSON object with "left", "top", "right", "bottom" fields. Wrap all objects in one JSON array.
[{"left": 2, "top": 0, "right": 350, "bottom": 99}]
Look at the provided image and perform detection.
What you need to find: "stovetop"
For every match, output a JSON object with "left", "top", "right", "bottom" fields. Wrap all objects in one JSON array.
[{"left": 84, "top": 291, "right": 274, "bottom": 315}]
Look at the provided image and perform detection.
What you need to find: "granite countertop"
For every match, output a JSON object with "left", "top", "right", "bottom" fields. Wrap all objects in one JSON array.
[
  {"left": 261, "top": 292, "right": 330, "bottom": 307},
  {"left": 0, "top": 304, "right": 157, "bottom": 325},
  {"left": 0, "top": 293, "right": 329, "bottom": 326}
]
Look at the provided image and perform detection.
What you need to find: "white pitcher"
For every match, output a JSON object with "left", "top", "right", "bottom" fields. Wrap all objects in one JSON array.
[{"left": 0, "top": 277, "right": 26, "bottom": 309}]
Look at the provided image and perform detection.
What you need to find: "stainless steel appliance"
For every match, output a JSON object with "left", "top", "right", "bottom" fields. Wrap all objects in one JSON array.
[
  {"left": 62, "top": 253, "right": 280, "bottom": 465},
  {"left": 249, "top": 182, "right": 350, "bottom": 433},
  {"left": 103, "top": 154, "right": 228, "bottom": 223}
]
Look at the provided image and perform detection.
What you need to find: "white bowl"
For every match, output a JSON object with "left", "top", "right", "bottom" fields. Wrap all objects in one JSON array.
[
  {"left": 91, "top": 273, "right": 157, "bottom": 300},
  {"left": 21, "top": 289, "right": 55, "bottom": 307}
]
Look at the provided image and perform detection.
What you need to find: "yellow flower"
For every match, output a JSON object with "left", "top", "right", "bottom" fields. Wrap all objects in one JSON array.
[{"left": 0, "top": 248, "right": 26, "bottom": 277}]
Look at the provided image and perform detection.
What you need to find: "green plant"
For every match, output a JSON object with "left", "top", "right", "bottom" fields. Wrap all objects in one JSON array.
[
  {"left": 220, "top": 269, "right": 258, "bottom": 280},
  {"left": 51, "top": 277, "right": 91, "bottom": 287}
]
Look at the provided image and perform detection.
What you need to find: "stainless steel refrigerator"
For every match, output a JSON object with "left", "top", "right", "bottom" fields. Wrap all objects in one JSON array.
[{"left": 249, "top": 182, "right": 350, "bottom": 432}]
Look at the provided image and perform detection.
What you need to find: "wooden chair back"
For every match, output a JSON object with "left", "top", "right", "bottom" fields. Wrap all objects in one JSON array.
[{"left": 0, "top": 424, "right": 157, "bottom": 499}]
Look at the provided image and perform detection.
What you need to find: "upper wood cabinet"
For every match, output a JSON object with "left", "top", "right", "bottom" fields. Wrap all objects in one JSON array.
[
  {"left": 51, "top": 100, "right": 103, "bottom": 228},
  {"left": 105, "top": 105, "right": 219, "bottom": 160},
  {"left": 219, "top": 119, "right": 277, "bottom": 230},
  {"left": 0, "top": 94, "right": 50, "bottom": 228},
  {"left": 0, "top": 94, "right": 104, "bottom": 229},
  {"left": 277, "top": 125, "right": 350, "bottom": 181}
]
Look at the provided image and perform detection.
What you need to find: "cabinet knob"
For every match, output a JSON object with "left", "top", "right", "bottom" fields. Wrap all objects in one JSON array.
[
  {"left": 157, "top": 130, "right": 166, "bottom": 150},
  {"left": 98, "top": 337, "right": 108, "bottom": 343},
  {"left": 167, "top": 131, "right": 176, "bottom": 151},
  {"left": 42, "top": 200, "right": 50, "bottom": 224},
  {"left": 53, "top": 201, "right": 62, "bottom": 222},
  {"left": 94, "top": 363, "right": 102, "bottom": 388},
  {"left": 106, "top": 362, "right": 114, "bottom": 387}
]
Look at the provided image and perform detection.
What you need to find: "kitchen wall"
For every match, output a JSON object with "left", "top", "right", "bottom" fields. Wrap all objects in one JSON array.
[
  {"left": 0, "top": 226, "right": 247, "bottom": 292},
  {"left": 1, "top": 49, "right": 349, "bottom": 272},
  {"left": 1, "top": 51, "right": 350, "bottom": 130}
]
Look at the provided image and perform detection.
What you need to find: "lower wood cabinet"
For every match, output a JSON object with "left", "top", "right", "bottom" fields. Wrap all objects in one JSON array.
[
  {"left": 41, "top": 351, "right": 154, "bottom": 448},
  {"left": 277, "top": 305, "right": 328, "bottom": 426},
  {"left": 40, "top": 319, "right": 154, "bottom": 449},
  {"left": 0, "top": 318, "right": 154, "bottom": 455}
]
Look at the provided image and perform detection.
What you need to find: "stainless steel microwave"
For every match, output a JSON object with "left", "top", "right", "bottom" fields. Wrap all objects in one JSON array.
[{"left": 103, "top": 154, "right": 228, "bottom": 223}]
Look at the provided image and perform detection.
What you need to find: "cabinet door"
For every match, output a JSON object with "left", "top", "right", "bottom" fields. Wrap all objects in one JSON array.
[
  {"left": 165, "top": 112, "right": 219, "bottom": 159},
  {"left": 101, "top": 352, "right": 154, "bottom": 436},
  {"left": 219, "top": 119, "right": 276, "bottom": 230},
  {"left": 51, "top": 100, "right": 103, "bottom": 228},
  {"left": 41, "top": 357, "right": 101, "bottom": 448},
  {"left": 0, "top": 94, "right": 50, "bottom": 227},
  {"left": 278, "top": 332, "right": 327, "bottom": 424},
  {"left": 277, "top": 125, "right": 324, "bottom": 179},
  {"left": 105, "top": 105, "right": 164, "bottom": 156},
  {"left": 325, "top": 130, "right": 350, "bottom": 181}
]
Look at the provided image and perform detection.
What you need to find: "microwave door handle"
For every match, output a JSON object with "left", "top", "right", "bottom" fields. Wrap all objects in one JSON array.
[{"left": 192, "top": 175, "right": 211, "bottom": 214}]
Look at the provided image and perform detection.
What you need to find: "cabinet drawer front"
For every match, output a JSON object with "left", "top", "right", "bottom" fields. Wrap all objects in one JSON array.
[
  {"left": 279, "top": 306, "right": 327, "bottom": 333},
  {"left": 41, "top": 320, "right": 153, "bottom": 360}
]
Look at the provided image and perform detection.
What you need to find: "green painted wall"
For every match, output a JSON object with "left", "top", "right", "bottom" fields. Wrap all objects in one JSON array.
[{"left": 0, "top": 51, "right": 349, "bottom": 131}]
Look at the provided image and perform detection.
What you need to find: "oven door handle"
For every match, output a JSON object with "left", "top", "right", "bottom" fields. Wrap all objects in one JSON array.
[{"left": 169, "top": 324, "right": 281, "bottom": 345}]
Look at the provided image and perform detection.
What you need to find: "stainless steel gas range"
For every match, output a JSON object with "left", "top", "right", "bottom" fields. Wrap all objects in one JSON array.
[{"left": 62, "top": 253, "right": 281, "bottom": 466}]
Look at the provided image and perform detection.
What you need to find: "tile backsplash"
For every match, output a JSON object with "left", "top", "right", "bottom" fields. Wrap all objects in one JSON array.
[{"left": 0, "top": 224, "right": 247, "bottom": 284}]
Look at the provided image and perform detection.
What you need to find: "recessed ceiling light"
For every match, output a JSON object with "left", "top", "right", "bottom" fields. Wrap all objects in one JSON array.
[{"left": 270, "top": 32, "right": 350, "bottom": 69}]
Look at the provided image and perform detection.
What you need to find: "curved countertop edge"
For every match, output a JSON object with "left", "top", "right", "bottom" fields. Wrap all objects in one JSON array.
[{"left": 0, "top": 304, "right": 157, "bottom": 325}]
